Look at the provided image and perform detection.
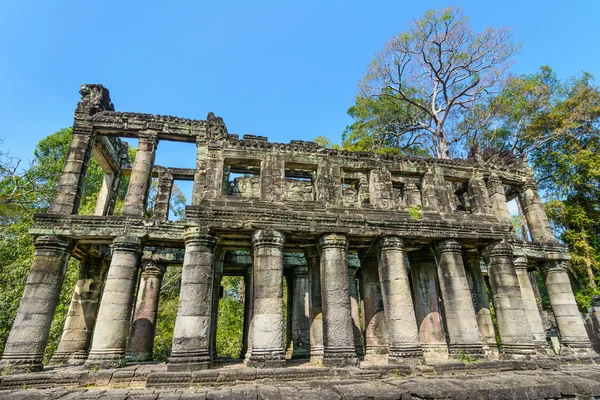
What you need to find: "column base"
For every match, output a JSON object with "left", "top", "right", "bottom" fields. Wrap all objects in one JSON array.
[
  {"left": 84, "top": 350, "right": 126, "bottom": 369},
  {"left": 388, "top": 345, "right": 424, "bottom": 365},
  {"left": 50, "top": 350, "right": 88, "bottom": 366},
  {"left": 168, "top": 350, "right": 212, "bottom": 371},
  {"left": 126, "top": 352, "right": 153, "bottom": 363},
  {"left": 448, "top": 344, "right": 486, "bottom": 361},
  {"left": 365, "top": 344, "right": 389, "bottom": 355},
  {"left": 0, "top": 353, "right": 44, "bottom": 374},
  {"left": 500, "top": 343, "right": 536, "bottom": 359},
  {"left": 246, "top": 349, "right": 285, "bottom": 368},
  {"left": 323, "top": 346, "right": 358, "bottom": 367},
  {"left": 310, "top": 345, "right": 324, "bottom": 359},
  {"left": 421, "top": 344, "right": 449, "bottom": 363},
  {"left": 560, "top": 341, "right": 596, "bottom": 357}
]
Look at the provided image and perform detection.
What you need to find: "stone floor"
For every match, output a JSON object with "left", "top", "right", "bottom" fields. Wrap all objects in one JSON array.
[{"left": 2, "top": 359, "right": 600, "bottom": 399}]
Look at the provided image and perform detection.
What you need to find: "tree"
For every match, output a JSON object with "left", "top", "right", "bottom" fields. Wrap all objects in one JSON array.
[{"left": 358, "top": 6, "right": 518, "bottom": 158}]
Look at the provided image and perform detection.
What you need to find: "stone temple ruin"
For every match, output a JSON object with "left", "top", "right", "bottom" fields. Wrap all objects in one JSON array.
[{"left": 1, "top": 84, "right": 599, "bottom": 379}]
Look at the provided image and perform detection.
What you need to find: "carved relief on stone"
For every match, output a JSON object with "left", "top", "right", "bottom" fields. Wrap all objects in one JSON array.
[
  {"left": 78, "top": 84, "right": 114, "bottom": 115},
  {"left": 368, "top": 169, "right": 393, "bottom": 210}
]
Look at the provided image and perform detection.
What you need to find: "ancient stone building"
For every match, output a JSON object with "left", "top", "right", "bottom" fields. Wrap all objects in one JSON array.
[{"left": 0, "top": 84, "right": 596, "bottom": 374}]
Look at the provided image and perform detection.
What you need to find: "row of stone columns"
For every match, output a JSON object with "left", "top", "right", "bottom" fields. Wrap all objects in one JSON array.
[{"left": 1, "top": 231, "right": 596, "bottom": 372}]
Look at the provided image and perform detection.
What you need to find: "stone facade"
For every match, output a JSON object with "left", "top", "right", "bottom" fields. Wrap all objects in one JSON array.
[{"left": 1, "top": 84, "right": 597, "bottom": 374}]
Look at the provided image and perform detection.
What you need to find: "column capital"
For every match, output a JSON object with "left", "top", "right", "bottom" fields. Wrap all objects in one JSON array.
[
  {"left": 434, "top": 239, "right": 461, "bottom": 255},
  {"left": 252, "top": 229, "right": 285, "bottom": 247},
  {"left": 486, "top": 240, "right": 513, "bottom": 259},
  {"left": 33, "top": 235, "right": 73, "bottom": 253},
  {"left": 318, "top": 233, "right": 347, "bottom": 250},
  {"left": 141, "top": 260, "right": 167, "bottom": 277},
  {"left": 184, "top": 227, "right": 217, "bottom": 246},
  {"left": 138, "top": 130, "right": 159, "bottom": 142},
  {"left": 513, "top": 255, "right": 528, "bottom": 270},
  {"left": 378, "top": 235, "right": 403, "bottom": 251},
  {"left": 112, "top": 236, "right": 145, "bottom": 253},
  {"left": 542, "top": 259, "right": 568, "bottom": 273},
  {"left": 304, "top": 245, "right": 320, "bottom": 261},
  {"left": 290, "top": 264, "right": 308, "bottom": 278}
]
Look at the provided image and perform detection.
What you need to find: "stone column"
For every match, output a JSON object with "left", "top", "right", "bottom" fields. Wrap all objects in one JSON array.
[
  {"left": 289, "top": 265, "right": 310, "bottom": 359},
  {"left": 0, "top": 236, "right": 72, "bottom": 373},
  {"left": 434, "top": 240, "right": 484, "bottom": 359},
  {"left": 48, "top": 130, "right": 95, "bottom": 215},
  {"left": 51, "top": 256, "right": 110, "bottom": 365},
  {"left": 518, "top": 182, "right": 555, "bottom": 242},
  {"left": 85, "top": 236, "right": 143, "bottom": 368},
  {"left": 168, "top": 229, "right": 216, "bottom": 371},
  {"left": 123, "top": 131, "right": 157, "bottom": 217},
  {"left": 318, "top": 233, "right": 358, "bottom": 367},
  {"left": 463, "top": 251, "right": 498, "bottom": 352},
  {"left": 127, "top": 261, "right": 166, "bottom": 361},
  {"left": 542, "top": 260, "right": 594, "bottom": 354},
  {"left": 587, "top": 296, "right": 600, "bottom": 354},
  {"left": 153, "top": 172, "right": 174, "bottom": 221},
  {"left": 514, "top": 256, "right": 548, "bottom": 351},
  {"left": 247, "top": 230, "right": 286, "bottom": 368},
  {"left": 94, "top": 173, "right": 116, "bottom": 216},
  {"left": 348, "top": 264, "right": 364, "bottom": 356},
  {"left": 305, "top": 246, "right": 324, "bottom": 361},
  {"left": 359, "top": 251, "right": 388, "bottom": 357},
  {"left": 378, "top": 237, "right": 423, "bottom": 364},
  {"left": 487, "top": 174, "right": 512, "bottom": 227},
  {"left": 408, "top": 250, "right": 448, "bottom": 361},
  {"left": 209, "top": 254, "right": 224, "bottom": 361},
  {"left": 284, "top": 272, "right": 293, "bottom": 357},
  {"left": 241, "top": 266, "right": 253, "bottom": 359},
  {"left": 484, "top": 241, "right": 535, "bottom": 357}
]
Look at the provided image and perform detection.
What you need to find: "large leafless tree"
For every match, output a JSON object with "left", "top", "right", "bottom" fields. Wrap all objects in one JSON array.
[{"left": 360, "top": 6, "right": 519, "bottom": 158}]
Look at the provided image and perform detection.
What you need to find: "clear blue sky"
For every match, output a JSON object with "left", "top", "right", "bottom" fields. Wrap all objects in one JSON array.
[{"left": 1, "top": 0, "right": 599, "bottom": 172}]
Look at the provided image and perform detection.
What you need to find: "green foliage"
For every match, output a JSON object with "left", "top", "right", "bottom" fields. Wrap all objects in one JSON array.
[
  {"left": 153, "top": 267, "right": 181, "bottom": 361},
  {"left": 216, "top": 276, "right": 245, "bottom": 359},
  {"left": 408, "top": 205, "right": 422, "bottom": 220}
]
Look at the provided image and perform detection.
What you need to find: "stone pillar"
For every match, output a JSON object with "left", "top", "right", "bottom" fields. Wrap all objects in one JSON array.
[
  {"left": 127, "top": 261, "right": 166, "bottom": 361},
  {"left": 486, "top": 174, "right": 512, "bottom": 227},
  {"left": 348, "top": 264, "right": 364, "bottom": 356},
  {"left": 377, "top": 237, "right": 423, "bottom": 364},
  {"left": 289, "top": 265, "right": 310, "bottom": 359},
  {"left": 305, "top": 246, "right": 324, "bottom": 361},
  {"left": 359, "top": 250, "right": 388, "bottom": 356},
  {"left": 485, "top": 241, "right": 535, "bottom": 357},
  {"left": 168, "top": 229, "right": 216, "bottom": 371},
  {"left": 514, "top": 256, "right": 548, "bottom": 352},
  {"left": 209, "top": 254, "right": 224, "bottom": 361},
  {"left": 408, "top": 250, "right": 448, "bottom": 361},
  {"left": 284, "top": 272, "right": 293, "bottom": 357},
  {"left": 51, "top": 256, "right": 110, "bottom": 365},
  {"left": 434, "top": 240, "right": 484, "bottom": 359},
  {"left": 542, "top": 260, "right": 594, "bottom": 354},
  {"left": 518, "top": 182, "right": 555, "bottom": 242},
  {"left": 85, "top": 236, "right": 143, "bottom": 368},
  {"left": 467, "top": 176, "right": 493, "bottom": 215},
  {"left": 49, "top": 131, "right": 95, "bottom": 215},
  {"left": 153, "top": 172, "right": 174, "bottom": 221},
  {"left": 122, "top": 131, "right": 158, "bottom": 217},
  {"left": 247, "top": 230, "right": 286, "bottom": 368},
  {"left": 587, "top": 296, "right": 600, "bottom": 354},
  {"left": 318, "top": 233, "right": 358, "bottom": 367},
  {"left": 463, "top": 251, "right": 498, "bottom": 352},
  {"left": 0, "top": 236, "right": 72, "bottom": 373},
  {"left": 94, "top": 173, "right": 116, "bottom": 216},
  {"left": 242, "top": 266, "right": 253, "bottom": 360}
]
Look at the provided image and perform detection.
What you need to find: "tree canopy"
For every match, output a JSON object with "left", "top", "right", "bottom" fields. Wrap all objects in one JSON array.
[{"left": 356, "top": 6, "right": 518, "bottom": 158}]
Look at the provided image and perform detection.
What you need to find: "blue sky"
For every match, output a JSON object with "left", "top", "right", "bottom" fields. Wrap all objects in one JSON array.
[{"left": 1, "top": 0, "right": 599, "bottom": 178}]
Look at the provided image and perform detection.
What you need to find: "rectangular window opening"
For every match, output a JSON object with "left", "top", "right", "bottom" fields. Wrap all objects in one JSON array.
[
  {"left": 285, "top": 163, "right": 316, "bottom": 201},
  {"left": 222, "top": 160, "right": 261, "bottom": 198}
]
